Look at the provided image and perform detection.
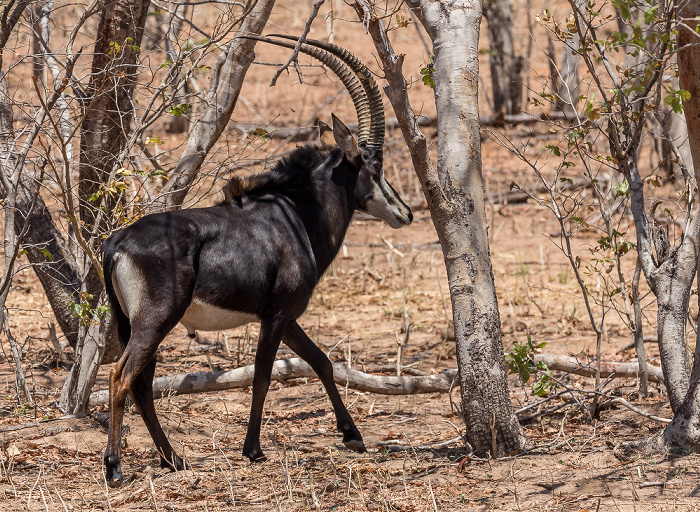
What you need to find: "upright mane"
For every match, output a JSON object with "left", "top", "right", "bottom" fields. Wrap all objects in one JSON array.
[{"left": 220, "top": 144, "right": 335, "bottom": 203}]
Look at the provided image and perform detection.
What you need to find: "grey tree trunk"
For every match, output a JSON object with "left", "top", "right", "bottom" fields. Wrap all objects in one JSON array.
[
  {"left": 557, "top": 32, "right": 579, "bottom": 115},
  {"left": 650, "top": 0, "right": 700, "bottom": 451},
  {"left": 0, "top": 1, "right": 82, "bottom": 346},
  {"left": 622, "top": 144, "right": 697, "bottom": 415},
  {"left": 55, "top": 1, "right": 153, "bottom": 411},
  {"left": 482, "top": 0, "right": 522, "bottom": 115},
  {"left": 355, "top": 0, "right": 529, "bottom": 456},
  {"left": 79, "top": 0, "right": 151, "bottom": 228},
  {"left": 59, "top": 293, "right": 113, "bottom": 414},
  {"left": 163, "top": 2, "right": 191, "bottom": 135}
]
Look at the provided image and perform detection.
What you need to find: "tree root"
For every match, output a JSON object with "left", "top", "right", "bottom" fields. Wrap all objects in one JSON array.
[{"left": 614, "top": 431, "right": 668, "bottom": 461}]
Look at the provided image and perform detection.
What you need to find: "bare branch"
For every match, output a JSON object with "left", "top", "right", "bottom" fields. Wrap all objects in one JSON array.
[{"left": 268, "top": 0, "right": 324, "bottom": 86}]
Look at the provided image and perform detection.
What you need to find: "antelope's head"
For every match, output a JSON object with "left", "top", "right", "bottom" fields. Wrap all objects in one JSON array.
[
  {"left": 324, "top": 115, "right": 412, "bottom": 228},
  {"left": 245, "top": 34, "right": 413, "bottom": 229}
]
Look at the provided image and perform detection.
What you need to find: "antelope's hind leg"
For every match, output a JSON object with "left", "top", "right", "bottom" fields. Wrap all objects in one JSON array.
[
  {"left": 131, "top": 357, "right": 187, "bottom": 472},
  {"left": 104, "top": 323, "right": 179, "bottom": 487},
  {"left": 283, "top": 321, "right": 366, "bottom": 453}
]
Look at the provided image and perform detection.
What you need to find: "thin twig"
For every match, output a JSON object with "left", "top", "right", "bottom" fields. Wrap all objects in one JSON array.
[
  {"left": 268, "top": 0, "right": 325, "bottom": 86},
  {"left": 5, "top": 321, "right": 34, "bottom": 406}
]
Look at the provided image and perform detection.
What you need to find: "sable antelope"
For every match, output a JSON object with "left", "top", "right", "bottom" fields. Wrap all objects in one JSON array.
[{"left": 101, "top": 36, "right": 412, "bottom": 486}]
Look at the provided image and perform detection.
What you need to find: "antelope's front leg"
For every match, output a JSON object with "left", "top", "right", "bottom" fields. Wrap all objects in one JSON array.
[
  {"left": 242, "top": 318, "right": 287, "bottom": 462},
  {"left": 283, "top": 321, "right": 366, "bottom": 452}
]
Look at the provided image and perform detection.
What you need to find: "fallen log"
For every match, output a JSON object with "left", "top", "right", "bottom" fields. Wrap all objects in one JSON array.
[
  {"left": 230, "top": 116, "right": 435, "bottom": 142},
  {"left": 618, "top": 336, "right": 658, "bottom": 353},
  {"left": 535, "top": 354, "right": 664, "bottom": 383},
  {"left": 88, "top": 358, "right": 459, "bottom": 406},
  {"left": 88, "top": 354, "right": 663, "bottom": 406}
]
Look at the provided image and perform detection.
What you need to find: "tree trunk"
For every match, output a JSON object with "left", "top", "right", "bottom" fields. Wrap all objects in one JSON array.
[
  {"left": 430, "top": 3, "right": 528, "bottom": 456},
  {"left": 0, "top": 46, "right": 82, "bottom": 347},
  {"left": 650, "top": 0, "right": 700, "bottom": 452},
  {"left": 78, "top": 0, "right": 151, "bottom": 229},
  {"left": 163, "top": 2, "right": 191, "bottom": 134},
  {"left": 59, "top": 293, "right": 113, "bottom": 413},
  {"left": 356, "top": 0, "right": 529, "bottom": 457},
  {"left": 557, "top": 32, "right": 579, "bottom": 115},
  {"left": 623, "top": 145, "right": 697, "bottom": 414},
  {"left": 482, "top": 0, "right": 522, "bottom": 115}
]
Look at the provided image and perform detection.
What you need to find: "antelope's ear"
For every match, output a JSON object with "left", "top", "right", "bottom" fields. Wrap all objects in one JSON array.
[
  {"left": 331, "top": 113, "right": 360, "bottom": 159},
  {"left": 318, "top": 120, "right": 335, "bottom": 146}
]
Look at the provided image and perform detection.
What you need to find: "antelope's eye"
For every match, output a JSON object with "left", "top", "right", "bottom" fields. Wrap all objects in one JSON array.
[{"left": 362, "top": 151, "right": 371, "bottom": 161}]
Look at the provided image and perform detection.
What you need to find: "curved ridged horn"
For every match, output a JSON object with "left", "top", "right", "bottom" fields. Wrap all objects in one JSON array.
[
  {"left": 240, "top": 35, "right": 371, "bottom": 145},
  {"left": 268, "top": 34, "right": 385, "bottom": 150}
]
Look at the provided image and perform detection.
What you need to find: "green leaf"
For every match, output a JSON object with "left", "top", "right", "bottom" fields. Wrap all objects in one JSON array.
[
  {"left": 664, "top": 88, "right": 691, "bottom": 114},
  {"left": 40, "top": 248, "right": 54, "bottom": 262},
  {"left": 614, "top": 178, "right": 630, "bottom": 197},
  {"left": 611, "top": 0, "right": 631, "bottom": 21},
  {"left": 248, "top": 128, "right": 269, "bottom": 141},
  {"left": 168, "top": 103, "right": 192, "bottom": 117},
  {"left": 546, "top": 144, "right": 561, "bottom": 156},
  {"left": 643, "top": 5, "right": 659, "bottom": 25}
]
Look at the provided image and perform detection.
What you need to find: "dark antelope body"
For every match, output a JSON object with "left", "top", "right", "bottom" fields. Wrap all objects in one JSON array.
[{"left": 101, "top": 36, "right": 412, "bottom": 486}]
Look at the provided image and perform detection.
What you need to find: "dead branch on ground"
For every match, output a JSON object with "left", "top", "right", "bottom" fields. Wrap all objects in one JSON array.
[{"left": 87, "top": 354, "right": 663, "bottom": 406}]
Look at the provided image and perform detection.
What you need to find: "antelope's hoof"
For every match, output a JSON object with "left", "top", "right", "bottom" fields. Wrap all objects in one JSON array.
[
  {"left": 343, "top": 439, "right": 367, "bottom": 453},
  {"left": 243, "top": 446, "right": 267, "bottom": 463},
  {"left": 104, "top": 453, "right": 124, "bottom": 487},
  {"left": 107, "top": 477, "right": 125, "bottom": 489}
]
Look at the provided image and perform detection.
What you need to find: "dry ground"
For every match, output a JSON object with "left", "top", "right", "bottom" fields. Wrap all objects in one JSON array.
[
  {"left": 2, "top": 207, "right": 697, "bottom": 512},
  {"left": 2, "top": 0, "right": 700, "bottom": 510}
]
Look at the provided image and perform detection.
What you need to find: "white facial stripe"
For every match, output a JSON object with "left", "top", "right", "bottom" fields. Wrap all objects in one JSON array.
[
  {"left": 112, "top": 254, "right": 145, "bottom": 320},
  {"left": 363, "top": 177, "right": 411, "bottom": 228}
]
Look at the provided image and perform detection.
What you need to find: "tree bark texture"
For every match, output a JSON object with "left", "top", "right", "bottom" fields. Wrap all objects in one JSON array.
[
  {"left": 356, "top": 0, "right": 529, "bottom": 457},
  {"left": 625, "top": 147, "right": 698, "bottom": 413},
  {"left": 655, "top": 0, "right": 700, "bottom": 450},
  {"left": 431, "top": 5, "right": 528, "bottom": 456},
  {"left": 78, "top": 0, "right": 151, "bottom": 230},
  {"left": 157, "top": 0, "right": 276, "bottom": 210},
  {"left": 0, "top": 64, "right": 82, "bottom": 345},
  {"left": 482, "top": 0, "right": 522, "bottom": 115},
  {"left": 59, "top": 293, "right": 112, "bottom": 413}
]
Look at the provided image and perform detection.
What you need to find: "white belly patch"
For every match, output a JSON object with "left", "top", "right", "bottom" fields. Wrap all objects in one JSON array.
[{"left": 180, "top": 298, "right": 257, "bottom": 334}]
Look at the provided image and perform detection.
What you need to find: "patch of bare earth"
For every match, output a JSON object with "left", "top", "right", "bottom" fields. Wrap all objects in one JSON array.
[{"left": 1, "top": 210, "right": 697, "bottom": 511}]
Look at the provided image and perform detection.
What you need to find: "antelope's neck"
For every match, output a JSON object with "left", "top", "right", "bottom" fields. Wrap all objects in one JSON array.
[{"left": 303, "top": 158, "right": 356, "bottom": 276}]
